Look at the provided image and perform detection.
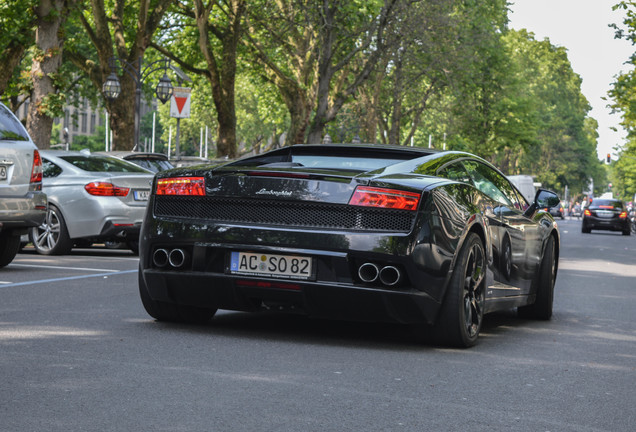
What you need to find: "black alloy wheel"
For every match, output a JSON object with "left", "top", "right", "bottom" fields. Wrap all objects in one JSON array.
[
  {"left": 501, "top": 236, "right": 512, "bottom": 280},
  {"left": 433, "top": 232, "right": 486, "bottom": 348},
  {"left": 518, "top": 235, "right": 556, "bottom": 320}
]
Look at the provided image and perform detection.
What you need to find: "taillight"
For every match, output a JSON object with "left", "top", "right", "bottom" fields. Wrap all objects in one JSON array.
[
  {"left": 619, "top": 211, "right": 627, "bottom": 219},
  {"left": 84, "top": 182, "right": 130, "bottom": 196},
  {"left": 584, "top": 209, "right": 592, "bottom": 216},
  {"left": 156, "top": 177, "right": 205, "bottom": 196},
  {"left": 349, "top": 186, "right": 420, "bottom": 211},
  {"left": 30, "top": 150, "right": 43, "bottom": 184}
]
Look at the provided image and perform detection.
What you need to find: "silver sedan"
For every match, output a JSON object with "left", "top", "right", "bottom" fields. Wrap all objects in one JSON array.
[{"left": 30, "top": 150, "right": 155, "bottom": 255}]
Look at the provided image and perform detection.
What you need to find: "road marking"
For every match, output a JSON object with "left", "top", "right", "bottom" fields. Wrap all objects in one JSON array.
[
  {"left": 10, "top": 263, "right": 123, "bottom": 273},
  {"left": 0, "top": 269, "right": 137, "bottom": 288}
]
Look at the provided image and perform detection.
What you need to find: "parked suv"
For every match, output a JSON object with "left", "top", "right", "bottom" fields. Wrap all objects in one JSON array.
[{"left": 0, "top": 102, "right": 47, "bottom": 267}]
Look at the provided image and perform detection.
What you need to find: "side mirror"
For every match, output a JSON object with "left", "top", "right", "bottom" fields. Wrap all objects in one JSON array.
[
  {"left": 535, "top": 189, "right": 560, "bottom": 209},
  {"left": 523, "top": 188, "right": 560, "bottom": 217}
]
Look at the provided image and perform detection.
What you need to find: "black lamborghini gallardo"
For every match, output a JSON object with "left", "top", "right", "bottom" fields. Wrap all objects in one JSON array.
[{"left": 138, "top": 144, "right": 560, "bottom": 347}]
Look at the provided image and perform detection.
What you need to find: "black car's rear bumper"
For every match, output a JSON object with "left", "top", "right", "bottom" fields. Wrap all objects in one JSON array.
[
  {"left": 582, "top": 215, "right": 630, "bottom": 232},
  {"left": 141, "top": 268, "right": 441, "bottom": 325}
]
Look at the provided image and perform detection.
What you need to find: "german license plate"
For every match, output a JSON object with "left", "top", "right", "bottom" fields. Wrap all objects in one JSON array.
[
  {"left": 0, "top": 166, "right": 6, "bottom": 180},
  {"left": 133, "top": 190, "right": 150, "bottom": 201},
  {"left": 596, "top": 210, "right": 613, "bottom": 218},
  {"left": 230, "top": 251, "right": 313, "bottom": 280}
]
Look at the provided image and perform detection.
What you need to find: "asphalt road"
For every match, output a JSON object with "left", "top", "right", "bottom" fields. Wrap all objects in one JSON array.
[{"left": 1, "top": 219, "right": 635, "bottom": 432}]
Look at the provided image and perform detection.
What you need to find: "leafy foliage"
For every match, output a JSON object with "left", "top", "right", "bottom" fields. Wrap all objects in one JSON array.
[
  {"left": 608, "top": 1, "right": 636, "bottom": 202},
  {"left": 4, "top": 0, "right": 613, "bottom": 202}
]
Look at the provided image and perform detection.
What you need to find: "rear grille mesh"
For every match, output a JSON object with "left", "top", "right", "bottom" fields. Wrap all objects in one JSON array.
[{"left": 154, "top": 196, "right": 415, "bottom": 232}]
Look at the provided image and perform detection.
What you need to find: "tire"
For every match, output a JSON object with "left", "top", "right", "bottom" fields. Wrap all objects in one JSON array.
[
  {"left": 581, "top": 224, "right": 591, "bottom": 234},
  {"left": 126, "top": 240, "right": 139, "bottom": 255},
  {"left": 622, "top": 229, "right": 630, "bottom": 236},
  {"left": 138, "top": 269, "right": 217, "bottom": 324},
  {"left": 518, "top": 235, "right": 556, "bottom": 320},
  {"left": 433, "top": 233, "right": 486, "bottom": 348},
  {"left": 500, "top": 236, "right": 512, "bottom": 281},
  {"left": 0, "top": 231, "right": 21, "bottom": 268},
  {"left": 29, "top": 205, "right": 73, "bottom": 255}
]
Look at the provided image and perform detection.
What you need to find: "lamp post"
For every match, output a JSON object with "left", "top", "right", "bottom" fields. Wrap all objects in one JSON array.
[{"left": 102, "top": 56, "right": 173, "bottom": 150}]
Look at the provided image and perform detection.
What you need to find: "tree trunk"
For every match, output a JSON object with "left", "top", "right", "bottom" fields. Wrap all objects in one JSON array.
[
  {"left": 27, "top": 0, "right": 67, "bottom": 149},
  {"left": 194, "top": 0, "right": 244, "bottom": 159},
  {"left": 106, "top": 76, "right": 136, "bottom": 151},
  {"left": 281, "top": 86, "right": 312, "bottom": 146}
]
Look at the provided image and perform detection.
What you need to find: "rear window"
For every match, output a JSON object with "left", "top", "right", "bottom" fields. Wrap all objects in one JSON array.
[
  {"left": 60, "top": 155, "right": 149, "bottom": 173},
  {"left": 290, "top": 155, "right": 405, "bottom": 171},
  {"left": 233, "top": 146, "right": 429, "bottom": 171},
  {"left": 0, "top": 104, "right": 30, "bottom": 141},
  {"left": 589, "top": 199, "right": 623, "bottom": 210}
]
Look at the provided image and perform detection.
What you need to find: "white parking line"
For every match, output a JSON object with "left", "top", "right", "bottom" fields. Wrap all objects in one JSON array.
[
  {"left": 9, "top": 263, "right": 122, "bottom": 273},
  {"left": 0, "top": 269, "right": 137, "bottom": 288}
]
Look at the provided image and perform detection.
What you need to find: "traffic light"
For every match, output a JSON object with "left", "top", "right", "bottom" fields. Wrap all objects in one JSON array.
[{"left": 606, "top": 153, "right": 611, "bottom": 163}]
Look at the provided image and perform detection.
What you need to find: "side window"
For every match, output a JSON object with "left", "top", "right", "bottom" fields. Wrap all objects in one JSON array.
[
  {"left": 509, "top": 186, "right": 529, "bottom": 211},
  {"left": 437, "top": 162, "right": 472, "bottom": 184},
  {"left": 42, "top": 158, "right": 63, "bottom": 178},
  {"left": 462, "top": 160, "right": 515, "bottom": 208}
]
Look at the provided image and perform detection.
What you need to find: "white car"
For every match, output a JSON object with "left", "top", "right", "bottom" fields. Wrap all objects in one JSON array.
[
  {"left": 29, "top": 150, "right": 154, "bottom": 255},
  {"left": 0, "top": 103, "right": 47, "bottom": 267}
]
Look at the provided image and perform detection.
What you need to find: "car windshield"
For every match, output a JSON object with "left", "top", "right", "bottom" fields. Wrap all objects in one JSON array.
[
  {"left": 60, "top": 155, "right": 150, "bottom": 173},
  {"left": 590, "top": 199, "right": 623, "bottom": 209},
  {"left": 0, "top": 105, "right": 30, "bottom": 141}
]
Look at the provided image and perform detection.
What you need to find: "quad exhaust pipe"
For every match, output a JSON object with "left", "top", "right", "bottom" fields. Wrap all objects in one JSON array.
[
  {"left": 358, "top": 262, "right": 379, "bottom": 283},
  {"left": 153, "top": 248, "right": 188, "bottom": 269},
  {"left": 379, "top": 265, "right": 401, "bottom": 286},
  {"left": 358, "top": 262, "right": 402, "bottom": 286}
]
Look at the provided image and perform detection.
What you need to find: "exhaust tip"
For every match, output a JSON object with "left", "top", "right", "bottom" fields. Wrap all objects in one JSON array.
[
  {"left": 358, "top": 262, "right": 379, "bottom": 283},
  {"left": 152, "top": 248, "right": 169, "bottom": 268},
  {"left": 379, "top": 266, "right": 401, "bottom": 286},
  {"left": 168, "top": 248, "right": 187, "bottom": 268}
]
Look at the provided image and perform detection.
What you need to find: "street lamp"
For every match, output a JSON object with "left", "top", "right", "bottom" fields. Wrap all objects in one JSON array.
[{"left": 102, "top": 56, "right": 173, "bottom": 150}]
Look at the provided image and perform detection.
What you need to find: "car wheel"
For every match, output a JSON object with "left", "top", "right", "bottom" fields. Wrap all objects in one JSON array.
[
  {"left": 433, "top": 232, "right": 486, "bottom": 348},
  {"left": 29, "top": 205, "right": 73, "bottom": 255},
  {"left": 138, "top": 269, "right": 217, "bottom": 324},
  {"left": 518, "top": 235, "right": 556, "bottom": 320},
  {"left": 0, "top": 231, "right": 21, "bottom": 268},
  {"left": 126, "top": 240, "right": 139, "bottom": 255},
  {"left": 581, "top": 224, "right": 591, "bottom": 234},
  {"left": 500, "top": 236, "right": 512, "bottom": 281}
]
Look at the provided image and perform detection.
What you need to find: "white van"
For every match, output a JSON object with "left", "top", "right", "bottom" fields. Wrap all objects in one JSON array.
[{"left": 507, "top": 175, "right": 536, "bottom": 203}]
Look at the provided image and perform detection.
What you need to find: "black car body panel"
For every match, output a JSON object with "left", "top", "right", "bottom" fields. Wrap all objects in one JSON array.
[{"left": 139, "top": 145, "right": 560, "bottom": 341}]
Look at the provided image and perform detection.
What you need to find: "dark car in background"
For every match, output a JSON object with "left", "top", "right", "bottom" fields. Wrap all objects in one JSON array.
[
  {"left": 0, "top": 102, "right": 47, "bottom": 267},
  {"left": 98, "top": 151, "right": 174, "bottom": 173},
  {"left": 546, "top": 202, "right": 565, "bottom": 219},
  {"left": 138, "top": 144, "right": 561, "bottom": 348},
  {"left": 29, "top": 150, "right": 154, "bottom": 255},
  {"left": 582, "top": 198, "right": 630, "bottom": 235}
]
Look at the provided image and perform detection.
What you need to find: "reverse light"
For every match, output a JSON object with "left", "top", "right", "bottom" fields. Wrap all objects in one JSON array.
[
  {"left": 156, "top": 177, "right": 205, "bottom": 196},
  {"left": 349, "top": 186, "right": 420, "bottom": 211},
  {"left": 85, "top": 182, "right": 129, "bottom": 196}
]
